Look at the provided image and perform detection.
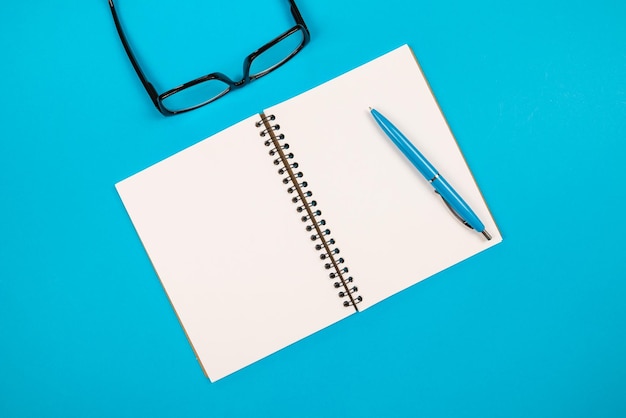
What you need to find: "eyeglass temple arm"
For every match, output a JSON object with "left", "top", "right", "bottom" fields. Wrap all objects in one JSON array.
[
  {"left": 107, "top": 0, "right": 160, "bottom": 108},
  {"left": 288, "top": 0, "right": 308, "bottom": 30}
]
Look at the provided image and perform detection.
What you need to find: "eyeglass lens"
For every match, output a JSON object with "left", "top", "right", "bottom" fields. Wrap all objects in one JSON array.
[
  {"left": 161, "top": 28, "right": 306, "bottom": 113},
  {"left": 249, "top": 29, "right": 306, "bottom": 77},
  {"left": 161, "top": 79, "right": 231, "bottom": 113}
]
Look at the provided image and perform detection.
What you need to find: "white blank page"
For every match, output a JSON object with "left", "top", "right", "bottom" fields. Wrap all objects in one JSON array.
[
  {"left": 265, "top": 45, "right": 502, "bottom": 309},
  {"left": 116, "top": 116, "right": 352, "bottom": 382}
]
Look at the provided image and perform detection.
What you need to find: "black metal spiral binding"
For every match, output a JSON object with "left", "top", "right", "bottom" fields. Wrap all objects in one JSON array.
[{"left": 256, "top": 112, "right": 363, "bottom": 310}]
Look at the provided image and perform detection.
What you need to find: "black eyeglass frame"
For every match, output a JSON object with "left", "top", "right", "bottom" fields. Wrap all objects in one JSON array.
[{"left": 107, "top": 0, "right": 310, "bottom": 116}]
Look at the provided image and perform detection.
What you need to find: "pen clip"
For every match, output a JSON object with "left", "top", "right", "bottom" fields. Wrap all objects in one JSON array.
[{"left": 434, "top": 191, "right": 473, "bottom": 230}]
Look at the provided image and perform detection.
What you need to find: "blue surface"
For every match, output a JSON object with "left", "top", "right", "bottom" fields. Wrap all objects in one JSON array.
[{"left": 1, "top": 0, "right": 625, "bottom": 416}]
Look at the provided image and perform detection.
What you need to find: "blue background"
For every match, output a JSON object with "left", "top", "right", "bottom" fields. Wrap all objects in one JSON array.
[{"left": 1, "top": 0, "right": 625, "bottom": 417}]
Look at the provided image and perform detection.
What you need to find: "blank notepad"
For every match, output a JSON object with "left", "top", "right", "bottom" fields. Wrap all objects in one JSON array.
[{"left": 116, "top": 44, "right": 502, "bottom": 381}]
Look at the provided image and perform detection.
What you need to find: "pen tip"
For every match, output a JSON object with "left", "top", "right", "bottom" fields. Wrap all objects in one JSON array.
[
  {"left": 481, "top": 230, "right": 492, "bottom": 240},
  {"left": 369, "top": 106, "right": 372, "bottom": 110}
]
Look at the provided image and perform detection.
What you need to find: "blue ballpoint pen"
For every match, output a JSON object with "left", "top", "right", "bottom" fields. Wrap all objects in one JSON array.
[{"left": 370, "top": 108, "right": 492, "bottom": 240}]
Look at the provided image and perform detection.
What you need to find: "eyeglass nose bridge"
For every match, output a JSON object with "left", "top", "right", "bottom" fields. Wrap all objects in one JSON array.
[{"left": 232, "top": 78, "right": 247, "bottom": 88}]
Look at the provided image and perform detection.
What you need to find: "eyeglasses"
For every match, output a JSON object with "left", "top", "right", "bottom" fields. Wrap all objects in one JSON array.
[{"left": 107, "top": 0, "right": 310, "bottom": 116}]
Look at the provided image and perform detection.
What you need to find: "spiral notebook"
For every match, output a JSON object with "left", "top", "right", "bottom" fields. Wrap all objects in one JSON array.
[{"left": 116, "top": 44, "right": 502, "bottom": 381}]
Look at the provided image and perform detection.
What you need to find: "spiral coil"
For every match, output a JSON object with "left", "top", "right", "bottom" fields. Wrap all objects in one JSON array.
[{"left": 256, "top": 112, "right": 363, "bottom": 309}]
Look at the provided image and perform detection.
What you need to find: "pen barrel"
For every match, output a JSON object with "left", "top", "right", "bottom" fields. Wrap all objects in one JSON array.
[
  {"left": 431, "top": 176, "right": 485, "bottom": 232},
  {"left": 371, "top": 109, "right": 438, "bottom": 179},
  {"left": 371, "top": 108, "right": 487, "bottom": 234}
]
